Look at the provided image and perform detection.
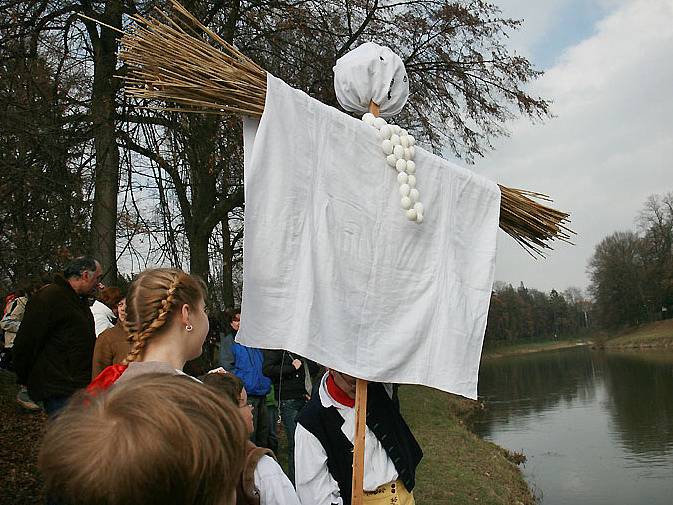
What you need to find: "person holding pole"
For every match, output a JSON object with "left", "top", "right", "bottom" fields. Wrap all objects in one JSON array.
[{"left": 294, "top": 369, "right": 422, "bottom": 505}]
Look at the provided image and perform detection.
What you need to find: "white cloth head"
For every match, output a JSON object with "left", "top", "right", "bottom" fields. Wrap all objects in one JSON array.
[{"left": 333, "top": 42, "right": 409, "bottom": 117}]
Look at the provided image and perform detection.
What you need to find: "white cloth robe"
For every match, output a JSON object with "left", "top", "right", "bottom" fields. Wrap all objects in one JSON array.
[{"left": 239, "top": 74, "right": 500, "bottom": 399}]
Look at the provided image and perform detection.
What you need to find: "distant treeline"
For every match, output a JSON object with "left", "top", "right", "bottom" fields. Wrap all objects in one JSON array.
[
  {"left": 484, "top": 283, "right": 591, "bottom": 345},
  {"left": 485, "top": 191, "right": 673, "bottom": 344},
  {"left": 588, "top": 192, "right": 673, "bottom": 329}
]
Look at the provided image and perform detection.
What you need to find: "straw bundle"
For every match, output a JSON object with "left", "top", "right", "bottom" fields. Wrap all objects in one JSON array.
[
  {"left": 119, "top": 0, "right": 573, "bottom": 257},
  {"left": 120, "top": 0, "right": 267, "bottom": 117}
]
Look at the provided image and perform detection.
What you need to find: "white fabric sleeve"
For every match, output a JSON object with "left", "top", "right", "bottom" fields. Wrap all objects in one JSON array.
[
  {"left": 91, "top": 302, "right": 114, "bottom": 337},
  {"left": 253, "top": 455, "right": 301, "bottom": 505},
  {"left": 294, "top": 423, "right": 343, "bottom": 505}
]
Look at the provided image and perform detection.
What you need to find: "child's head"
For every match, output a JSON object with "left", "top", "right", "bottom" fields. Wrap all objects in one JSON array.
[
  {"left": 224, "top": 307, "right": 241, "bottom": 333},
  {"left": 38, "top": 373, "right": 247, "bottom": 505},
  {"left": 98, "top": 286, "right": 123, "bottom": 312},
  {"left": 202, "top": 371, "right": 254, "bottom": 434},
  {"left": 124, "top": 268, "right": 208, "bottom": 363}
]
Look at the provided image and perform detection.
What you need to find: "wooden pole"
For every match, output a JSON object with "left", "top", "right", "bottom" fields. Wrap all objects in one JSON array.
[
  {"left": 351, "top": 378, "right": 368, "bottom": 505},
  {"left": 351, "top": 100, "right": 379, "bottom": 505}
]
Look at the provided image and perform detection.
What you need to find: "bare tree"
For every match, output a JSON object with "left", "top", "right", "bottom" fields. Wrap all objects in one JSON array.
[
  {"left": 637, "top": 192, "right": 673, "bottom": 318},
  {"left": 0, "top": 27, "right": 90, "bottom": 286}
]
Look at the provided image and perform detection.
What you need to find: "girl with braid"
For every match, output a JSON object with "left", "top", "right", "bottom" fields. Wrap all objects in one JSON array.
[{"left": 88, "top": 268, "right": 209, "bottom": 390}]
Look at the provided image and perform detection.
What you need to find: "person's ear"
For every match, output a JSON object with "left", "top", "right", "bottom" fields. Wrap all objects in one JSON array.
[{"left": 180, "top": 303, "right": 191, "bottom": 326}]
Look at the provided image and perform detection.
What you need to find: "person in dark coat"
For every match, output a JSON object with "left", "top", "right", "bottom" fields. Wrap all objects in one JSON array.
[
  {"left": 263, "top": 350, "right": 320, "bottom": 484},
  {"left": 13, "top": 256, "right": 102, "bottom": 416},
  {"left": 219, "top": 307, "right": 240, "bottom": 372}
]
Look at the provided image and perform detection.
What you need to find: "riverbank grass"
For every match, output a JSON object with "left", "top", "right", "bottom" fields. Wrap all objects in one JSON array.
[
  {"left": 603, "top": 319, "right": 673, "bottom": 349},
  {"left": 399, "top": 385, "right": 534, "bottom": 505},
  {"left": 482, "top": 337, "right": 590, "bottom": 360}
]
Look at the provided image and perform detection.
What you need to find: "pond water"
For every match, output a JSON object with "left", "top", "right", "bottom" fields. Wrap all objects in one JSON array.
[{"left": 472, "top": 346, "right": 673, "bottom": 504}]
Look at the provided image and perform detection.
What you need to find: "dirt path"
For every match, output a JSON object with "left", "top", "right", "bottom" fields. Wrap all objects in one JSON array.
[{"left": 0, "top": 370, "right": 46, "bottom": 505}]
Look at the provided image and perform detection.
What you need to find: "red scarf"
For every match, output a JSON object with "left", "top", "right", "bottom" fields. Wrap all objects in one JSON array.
[
  {"left": 86, "top": 364, "right": 128, "bottom": 395},
  {"left": 327, "top": 373, "right": 355, "bottom": 408}
]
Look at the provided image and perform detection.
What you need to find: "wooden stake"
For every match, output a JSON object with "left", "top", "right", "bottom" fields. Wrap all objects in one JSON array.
[
  {"left": 351, "top": 99, "right": 379, "bottom": 505},
  {"left": 351, "top": 378, "right": 368, "bottom": 505}
]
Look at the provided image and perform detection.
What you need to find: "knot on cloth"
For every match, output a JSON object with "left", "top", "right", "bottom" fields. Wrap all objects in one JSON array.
[{"left": 333, "top": 42, "right": 409, "bottom": 117}]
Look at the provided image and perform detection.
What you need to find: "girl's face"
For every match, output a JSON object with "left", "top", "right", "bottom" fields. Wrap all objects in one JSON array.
[
  {"left": 230, "top": 313, "right": 240, "bottom": 332},
  {"left": 117, "top": 298, "right": 127, "bottom": 322},
  {"left": 238, "top": 387, "right": 254, "bottom": 434}
]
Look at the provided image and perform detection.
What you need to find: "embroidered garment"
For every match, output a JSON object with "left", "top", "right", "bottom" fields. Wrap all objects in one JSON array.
[{"left": 239, "top": 74, "right": 500, "bottom": 398}]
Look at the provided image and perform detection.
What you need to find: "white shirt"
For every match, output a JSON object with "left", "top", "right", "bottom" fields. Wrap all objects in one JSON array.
[
  {"left": 254, "top": 455, "right": 301, "bottom": 505},
  {"left": 90, "top": 300, "right": 115, "bottom": 337},
  {"left": 294, "top": 374, "right": 398, "bottom": 505}
]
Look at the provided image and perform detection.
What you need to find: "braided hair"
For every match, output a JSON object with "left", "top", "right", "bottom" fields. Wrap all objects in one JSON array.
[{"left": 123, "top": 268, "right": 207, "bottom": 364}]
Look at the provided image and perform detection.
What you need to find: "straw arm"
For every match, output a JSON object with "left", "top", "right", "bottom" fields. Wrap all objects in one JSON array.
[{"left": 117, "top": 0, "right": 574, "bottom": 257}]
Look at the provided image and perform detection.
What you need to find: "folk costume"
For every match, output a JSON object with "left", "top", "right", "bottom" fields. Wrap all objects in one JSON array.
[{"left": 295, "top": 373, "right": 422, "bottom": 505}]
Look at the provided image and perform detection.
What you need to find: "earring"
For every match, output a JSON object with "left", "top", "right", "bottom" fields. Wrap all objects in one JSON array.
[{"left": 186, "top": 324, "right": 193, "bottom": 332}]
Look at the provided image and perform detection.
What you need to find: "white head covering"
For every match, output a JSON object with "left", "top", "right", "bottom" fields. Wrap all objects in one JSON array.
[{"left": 333, "top": 42, "right": 409, "bottom": 117}]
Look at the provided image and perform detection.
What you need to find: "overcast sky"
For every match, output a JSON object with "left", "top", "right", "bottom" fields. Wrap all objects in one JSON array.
[{"left": 469, "top": 0, "right": 673, "bottom": 295}]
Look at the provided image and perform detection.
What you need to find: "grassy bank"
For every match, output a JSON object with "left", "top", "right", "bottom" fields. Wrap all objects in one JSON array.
[
  {"left": 482, "top": 338, "right": 591, "bottom": 360},
  {"left": 0, "top": 372, "right": 533, "bottom": 505},
  {"left": 603, "top": 319, "right": 673, "bottom": 349},
  {"left": 400, "top": 385, "right": 534, "bottom": 505}
]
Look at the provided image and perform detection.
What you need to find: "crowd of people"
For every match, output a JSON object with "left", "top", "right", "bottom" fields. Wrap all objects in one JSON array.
[{"left": 1, "top": 256, "right": 422, "bottom": 505}]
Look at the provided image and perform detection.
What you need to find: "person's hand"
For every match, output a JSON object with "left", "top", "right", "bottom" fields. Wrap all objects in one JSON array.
[{"left": 292, "top": 359, "right": 302, "bottom": 370}]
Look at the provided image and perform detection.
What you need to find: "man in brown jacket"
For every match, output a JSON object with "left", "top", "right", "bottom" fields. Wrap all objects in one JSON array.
[{"left": 13, "top": 256, "right": 102, "bottom": 416}]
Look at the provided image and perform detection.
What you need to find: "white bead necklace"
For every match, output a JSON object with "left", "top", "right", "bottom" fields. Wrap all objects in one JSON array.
[{"left": 362, "top": 112, "right": 424, "bottom": 223}]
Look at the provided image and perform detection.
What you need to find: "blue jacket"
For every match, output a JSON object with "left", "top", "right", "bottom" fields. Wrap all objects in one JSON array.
[{"left": 232, "top": 343, "right": 271, "bottom": 396}]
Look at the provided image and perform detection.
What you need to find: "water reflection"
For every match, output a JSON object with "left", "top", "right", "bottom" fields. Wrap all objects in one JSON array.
[
  {"left": 602, "top": 351, "right": 673, "bottom": 457},
  {"left": 476, "top": 348, "right": 598, "bottom": 424},
  {"left": 473, "top": 347, "right": 673, "bottom": 505}
]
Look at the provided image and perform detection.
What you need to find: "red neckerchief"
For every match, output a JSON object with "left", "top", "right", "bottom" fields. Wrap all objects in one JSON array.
[
  {"left": 326, "top": 373, "right": 355, "bottom": 408},
  {"left": 86, "top": 364, "right": 128, "bottom": 395}
]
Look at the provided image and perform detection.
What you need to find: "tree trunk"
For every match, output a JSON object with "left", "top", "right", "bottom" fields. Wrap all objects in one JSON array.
[
  {"left": 221, "top": 216, "right": 234, "bottom": 307},
  {"left": 189, "top": 228, "right": 211, "bottom": 283},
  {"left": 89, "top": 1, "right": 122, "bottom": 283}
]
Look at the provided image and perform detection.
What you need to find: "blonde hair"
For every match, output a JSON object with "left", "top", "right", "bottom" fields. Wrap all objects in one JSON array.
[
  {"left": 38, "top": 373, "right": 247, "bottom": 505},
  {"left": 124, "top": 268, "right": 206, "bottom": 363}
]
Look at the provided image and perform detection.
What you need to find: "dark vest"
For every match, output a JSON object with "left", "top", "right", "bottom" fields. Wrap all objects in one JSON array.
[{"left": 296, "top": 382, "right": 422, "bottom": 505}]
